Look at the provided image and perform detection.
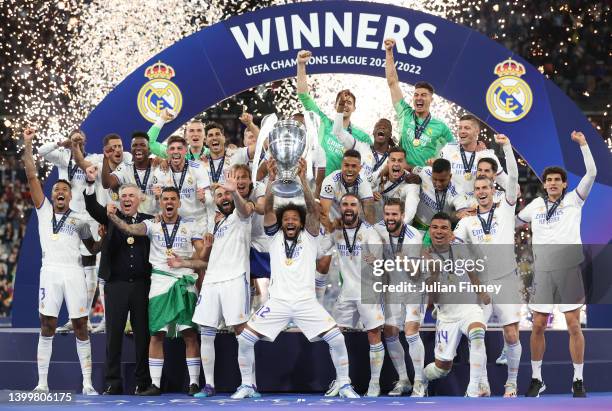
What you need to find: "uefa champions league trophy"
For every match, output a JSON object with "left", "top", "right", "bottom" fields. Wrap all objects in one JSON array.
[{"left": 268, "top": 119, "right": 307, "bottom": 198}]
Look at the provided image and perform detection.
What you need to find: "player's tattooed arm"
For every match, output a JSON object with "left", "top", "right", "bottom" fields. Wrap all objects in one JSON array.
[
  {"left": 22, "top": 127, "right": 45, "bottom": 209},
  {"left": 299, "top": 158, "right": 321, "bottom": 236},
  {"left": 263, "top": 160, "right": 277, "bottom": 227},
  {"left": 362, "top": 199, "right": 377, "bottom": 225},
  {"left": 81, "top": 236, "right": 104, "bottom": 255},
  {"left": 167, "top": 239, "right": 208, "bottom": 270},
  {"left": 384, "top": 38, "right": 404, "bottom": 105},
  {"left": 107, "top": 210, "right": 148, "bottom": 236}
]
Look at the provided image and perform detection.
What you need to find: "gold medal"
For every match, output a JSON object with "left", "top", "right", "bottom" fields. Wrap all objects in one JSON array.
[
  {"left": 127, "top": 236, "right": 135, "bottom": 245},
  {"left": 464, "top": 172, "right": 472, "bottom": 181},
  {"left": 111, "top": 192, "right": 119, "bottom": 201},
  {"left": 51, "top": 233, "right": 59, "bottom": 241},
  {"left": 285, "top": 258, "right": 293, "bottom": 266},
  {"left": 484, "top": 234, "right": 492, "bottom": 242},
  {"left": 413, "top": 139, "right": 421, "bottom": 147},
  {"left": 166, "top": 249, "right": 174, "bottom": 257}
]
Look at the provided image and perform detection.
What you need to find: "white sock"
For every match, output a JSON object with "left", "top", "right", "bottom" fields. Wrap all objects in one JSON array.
[
  {"left": 323, "top": 329, "right": 350, "bottom": 386},
  {"left": 506, "top": 341, "right": 522, "bottom": 385},
  {"left": 531, "top": 360, "right": 543, "bottom": 380},
  {"left": 369, "top": 343, "right": 385, "bottom": 383},
  {"left": 37, "top": 335, "right": 53, "bottom": 387},
  {"left": 83, "top": 266, "right": 97, "bottom": 316},
  {"left": 149, "top": 358, "right": 163, "bottom": 388},
  {"left": 315, "top": 271, "right": 328, "bottom": 302},
  {"left": 406, "top": 333, "right": 424, "bottom": 382},
  {"left": 385, "top": 335, "right": 409, "bottom": 381},
  {"left": 200, "top": 327, "right": 216, "bottom": 387},
  {"left": 467, "top": 328, "right": 485, "bottom": 394},
  {"left": 480, "top": 351, "right": 489, "bottom": 383},
  {"left": 573, "top": 363, "right": 583, "bottom": 381},
  {"left": 186, "top": 357, "right": 201, "bottom": 385},
  {"left": 423, "top": 362, "right": 450, "bottom": 381},
  {"left": 237, "top": 329, "right": 259, "bottom": 386},
  {"left": 76, "top": 338, "right": 93, "bottom": 387}
]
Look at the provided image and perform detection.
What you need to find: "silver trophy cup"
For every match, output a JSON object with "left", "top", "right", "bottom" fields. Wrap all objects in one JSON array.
[{"left": 269, "top": 119, "right": 307, "bottom": 198}]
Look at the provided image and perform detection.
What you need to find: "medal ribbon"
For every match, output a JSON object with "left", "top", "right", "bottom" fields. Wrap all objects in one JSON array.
[
  {"left": 171, "top": 162, "right": 188, "bottom": 192},
  {"left": 460, "top": 147, "right": 476, "bottom": 175},
  {"left": 434, "top": 188, "right": 448, "bottom": 213},
  {"left": 342, "top": 221, "right": 362, "bottom": 256},
  {"left": 341, "top": 177, "right": 359, "bottom": 195},
  {"left": 186, "top": 146, "right": 206, "bottom": 161},
  {"left": 477, "top": 203, "right": 497, "bottom": 235},
  {"left": 413, "top": 112, "right": 431, "bottom": 142},
  {"left": 52, "top": 209, "right": 72, "bottom": 235},
  {"left": 161, "top": 217, "right": 181, "bottom": 253},
  {"left": 382, "top": 173, "right": 405, "bottom": 195},
  {"left": 207, "top": 155, "right": 225, "bottom": 183},
  {"left": 372, "top": 149, "right": 389, "bottom": 172},
  {"left": 389, "top": 224, "right": 406, "bottom": 255},
  {"left": 67, "top": 153, "right": 80, "bottom": 181},
  {"left": 544, "top": 194, "right": 564, "bottom": 221},
  {"left": 133, "top": 164, "right": 151, "bottom": 193},
  {"left": 283, "top": 234, "right": 298, "bottom": 260},
  {"left": 213, "top": 215, "right": 229, "bottom": 236}
]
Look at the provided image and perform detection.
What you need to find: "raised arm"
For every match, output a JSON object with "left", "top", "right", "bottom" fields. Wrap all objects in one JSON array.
[
  {"left": 495, "top": 134, "right": 518, "bottom": 205},
  {"left": 22, "top": 127, "right": 44, "bottom": 209},
  {"left": 263, "top": 160, "right": 277, "bottom": 227},
  {"left": 298, "top": 157, "right": 320, "bottom": 236},
  {"left": 147, "top": 108, "right": 173, "bottom": 158},
  {"left": 571, "top": 131, "right": 597, "bottom": 200},
  {"left": 239, "top": 112, "right": 261, "bottom": 150},
  {"left": 332, "top": 111, "right": 356, "bottom": 150},
  {"left": 83, "top": 166, "right": 109, "bottom": 225},
  {"left": 296, "top": 50, "right": 311, "bottom": 94},
  {"left": 223, "top": 168, "right": 254, "bottom": 218},
  {"left": 101, "top": 155, "right": 120, "bottom": 190},
  {"left": 384, "top": 38, "right": 404, "bottom": 105},
  {"left": 107, "top": 210, "right": 148, "bottom": 236},
  {"left": 38, "top": 139, "right": 71, "bottom": 165},
  {"left": 70, "top": 133, "right": 93, "bottom": 170}
]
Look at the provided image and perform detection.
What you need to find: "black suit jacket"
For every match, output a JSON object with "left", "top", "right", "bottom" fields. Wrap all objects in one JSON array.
[{"left": 83, "top": 189, "right": 153, "bottom": 281}]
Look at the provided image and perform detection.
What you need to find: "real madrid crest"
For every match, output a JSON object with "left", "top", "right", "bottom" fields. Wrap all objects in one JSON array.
[
  {"left": 137, "top": 61, "right": 183, "bottom": 123},
  {"left": 181, "top": 227, "right": 187, "bottom": 234},
  {"left": 69, "top": 218, "right": 76, "bottom": 225},
  {"left": 486, "top": 58, "right": 532, "bottom": 122}
]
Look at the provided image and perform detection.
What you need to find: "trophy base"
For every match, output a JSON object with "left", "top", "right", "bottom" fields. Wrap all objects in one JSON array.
[{"left": 272, "top": 180, "right": 303, "bottom": 198}]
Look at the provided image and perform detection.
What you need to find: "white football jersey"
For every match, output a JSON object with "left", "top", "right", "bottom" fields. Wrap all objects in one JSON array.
[
  {"left": 439, "top": 143, "right": 503, "bottom": 196},
  {"left": 151, "top": 161, "right": 210, "bottom": 220},
  {"left": 204, "top": 209, "right": 251, "bottom": 284},
  {"left": 111, "top": 161, "right": 159, "bottom": 215},
  {"left": 36, "top": 198, "right": 92, "bottom": 267},
  {"left": 373, "top": 221, "right": 423, "bottom": 284},
  {"left": 320, "top": 170, "right": 374, "bottom": 219},
  {"left": 267, "top": 227, "right": 318, "bottom": 302},
  {"left": 203, "top": 153, "right": 232, "bottom": 185},
  {"left": 376, "top": 177, "right": 420, "bottom": 224},
  {"left": 518, "top": 190, "right": 585, "bottom": 270},
  {"left": 332, "top": 223, "right": 383, "bottom": 300},
  {"left": 454, "top": 196, "right": 517, "bottom": 279},
  {"left": 413, "top": 166, "right": 469, "bottom": 227},
  {"left": 144, "top": 218, "right": 203, "bottom": 277}
]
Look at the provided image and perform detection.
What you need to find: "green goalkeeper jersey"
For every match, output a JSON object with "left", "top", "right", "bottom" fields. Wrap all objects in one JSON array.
[
  {"left": 395, "top": 99, "right": 454, "bottom": 167},
  {"left": 298, "top": 92, "right": 372, "bottom": 176}
]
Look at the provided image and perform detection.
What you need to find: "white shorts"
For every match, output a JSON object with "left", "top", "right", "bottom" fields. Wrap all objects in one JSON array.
[
  {"left": 38, "top": 265, "right": 88, "bottom": 319},
  {"left": 249, "top": 297, "right": 336, "bottom": 342},
  {"left": 332, "top": 298, "right": 384, "bottom": 330},
  {"left": 530, "top": 265, "right": 585, "bottom": 307},
  {"left": 384, "top": 299, "right": 426, "bottom": 329},
  {"left": 158, "top": 324, "right": 193, "bottom": 333},
  {"left": 435, "top": 307, "right": 485, "bottom": 362},
  {"left": 193, "top": 274, "right": 250, "bottom": 328},
  {"left": 482, "top": 271, "right": 522, "bottom": 326},
  {"left": 317, "top": 232, "right": 334, "bottom": 258}
]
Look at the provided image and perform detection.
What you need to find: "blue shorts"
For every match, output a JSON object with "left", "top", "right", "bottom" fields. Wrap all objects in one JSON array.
[{"left": 249, "top": 248, "right": 271, "bottom": 279}]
